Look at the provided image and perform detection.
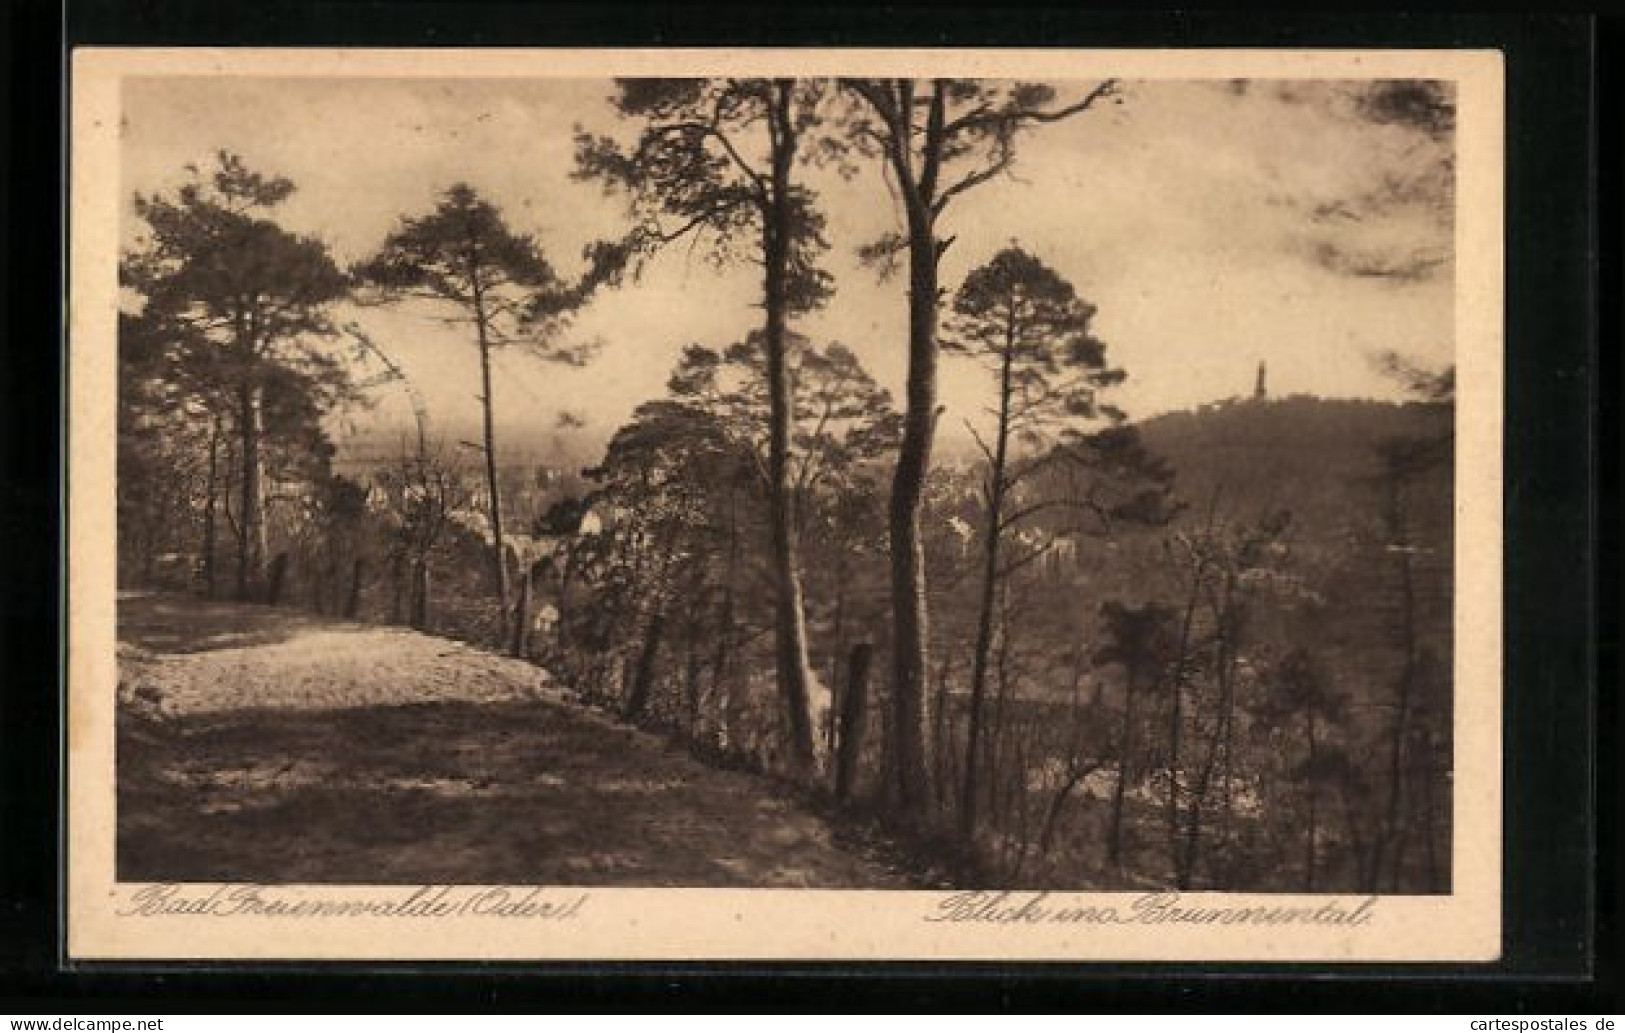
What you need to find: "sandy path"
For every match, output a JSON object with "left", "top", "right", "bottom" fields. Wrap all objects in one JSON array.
[
  {"left": 116, "top": 595, "right": 907, "bottom": 888},
  {"left": 121, "top": 625, "right": 559, "bottom": 714}
]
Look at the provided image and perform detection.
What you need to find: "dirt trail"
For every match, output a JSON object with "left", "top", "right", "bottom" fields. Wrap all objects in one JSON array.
[
  {"left": 117, "top": 593, "right": 906, "bottom": 888},
  {"left": 120, "top": 618, "right": 560, "bottom": 715}
]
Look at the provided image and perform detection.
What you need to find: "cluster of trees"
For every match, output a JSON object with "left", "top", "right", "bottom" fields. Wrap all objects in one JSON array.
[
  {"left": 119, "top": 156, "right": 352, "bottom": 602},
  {"left": 118, "top": 156, "right": 617, "bottom": 638},
  {"left": 119, "top": 78, "right": 1455, "bottom": 892}
]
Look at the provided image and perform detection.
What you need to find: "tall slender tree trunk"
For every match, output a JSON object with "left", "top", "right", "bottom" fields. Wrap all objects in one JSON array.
[
  {"left": 624, "top": 607, "right": 666, "bottom": 721},
  {"left": 202, "top": 416, "right": 221, "bottom": 598},
  {"left": 235, "top": 382, "right": 266, "bottom": 602},
  {"left": 1375, "top": 472, "right": 1418, "bottom": 891},
  {"left": 1109, "top": 665, "right": 1141, "bottom": 866},
  {"left": 1217, "top": 676, "right": 1239, "bottom": 882},
  {"left": 1180, "top": 585, "right": 1239, "bottom": 888},
  {"left": 885, "top": 88, "right": 944, "bottom": 813},
  {"left": 988, "top": 610, "right": 1015, "bottom": 833},
  {"left": 762, "top": 81, "right": 817, "bottom": 774},
  {"left": 510, "top": 563, "right": 532, "bottom": 657},
  {"left": 472, "top": 280, "right": 510, "bottom": 619},
  {"left": 828, "top": 554, "right": 849, "bottom": 744},
  {"left": 683, "top": 622, "right": 704, "bottom": 737},
  {"left": 714, "top": 484, "right": 742, "bottom": 752},
  {"left": 931, "top": 649, "right": 953, "bottom": 810},
  {"left": 1304, "top": 709, "right": 1319, "bottom": 892},
  {"left": 1165, "top": 498, "right": 1218, "bottom": 881},
  {"left": 834, "top": 643, "right": 873, "bottom": 803},
  {"left": 1166, "top": 587, "right": 1200, "bottom": 881},
  {"left": 959, "top": 298, "right": 1017, "bottom": 838}
]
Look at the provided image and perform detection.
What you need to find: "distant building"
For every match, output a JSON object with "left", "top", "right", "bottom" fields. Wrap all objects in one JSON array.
[{"left": 1254, "top": 360, "right": 1268, "bottom": 401}]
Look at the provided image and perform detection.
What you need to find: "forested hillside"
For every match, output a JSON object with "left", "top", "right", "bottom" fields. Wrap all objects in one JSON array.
[{"left": 1138, "top": 394, "right": 1452, "bottom": 533}]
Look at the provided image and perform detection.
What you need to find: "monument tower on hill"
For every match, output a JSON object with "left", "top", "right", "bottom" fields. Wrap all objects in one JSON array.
[{"left": 1254, "top": 360, "right": 1268, "bottom": 400}]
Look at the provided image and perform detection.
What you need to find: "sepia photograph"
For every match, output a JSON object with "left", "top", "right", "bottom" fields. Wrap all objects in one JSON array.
[{"left": 67, "top": 47, "right": 1504, "bottom": 961}]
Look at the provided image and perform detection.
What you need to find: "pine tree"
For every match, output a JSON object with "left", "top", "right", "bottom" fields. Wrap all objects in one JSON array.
[
  {"left": 122, "top": 152, "right": 351, "bottom": 601},
  {"left": 943, "top": 245, "right": 1126, "bottom": 837},
  {"left": 838, "top": 78, "right": 1120, "bottom": 812},
  {"left": 358, "top": 184, "right": 619, "bottom": 631},
  {"left": 577, "top": 79, "right": 837, "bottom": 773}
]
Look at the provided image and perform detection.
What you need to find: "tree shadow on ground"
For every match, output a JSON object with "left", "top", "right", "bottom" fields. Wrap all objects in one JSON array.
[
  {"left": 118, "top": 699, "right": 910, "bottom": 888},
  {"left": 118, "top": 593, "right": 341, "bottom": 654}
]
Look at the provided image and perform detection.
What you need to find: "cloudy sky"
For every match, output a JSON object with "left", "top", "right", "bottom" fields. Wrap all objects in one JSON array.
[{"left": 121, "top": 75, "right": 1455, "bottom": 461}]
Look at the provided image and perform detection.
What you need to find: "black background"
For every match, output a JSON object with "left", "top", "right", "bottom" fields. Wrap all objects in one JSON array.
[{"left": 1, "top": 1, "right": 1615, "bottom": 1013}]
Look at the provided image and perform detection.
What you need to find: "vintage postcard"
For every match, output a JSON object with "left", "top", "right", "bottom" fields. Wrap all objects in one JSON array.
[{"left": 68, "top": 47, "right": 1503, "bottom": 962}]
